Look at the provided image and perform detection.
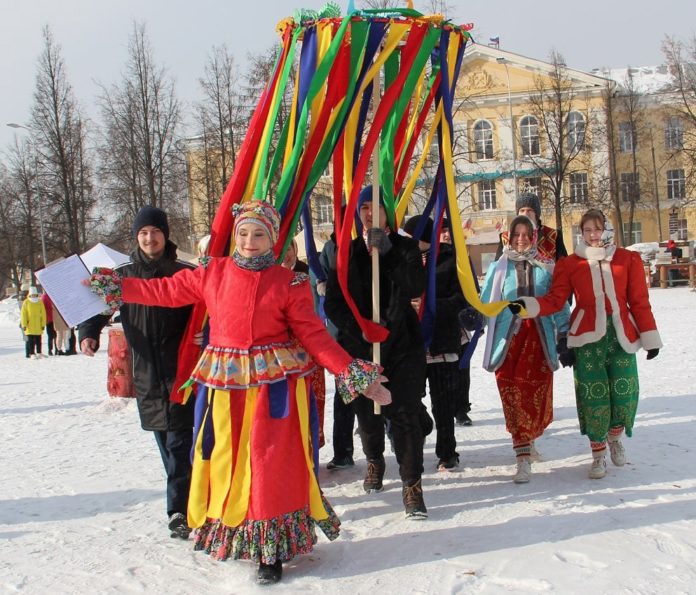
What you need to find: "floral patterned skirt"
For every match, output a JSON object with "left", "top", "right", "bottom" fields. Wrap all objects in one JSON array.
[{"left": 495, "top": 320, "right": 553, "bottom": 445}]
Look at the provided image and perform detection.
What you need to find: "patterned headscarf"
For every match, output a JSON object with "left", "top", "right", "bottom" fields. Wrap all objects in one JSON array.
[{"left": 232, "top": 200, "right": 280, "bottom": 244}]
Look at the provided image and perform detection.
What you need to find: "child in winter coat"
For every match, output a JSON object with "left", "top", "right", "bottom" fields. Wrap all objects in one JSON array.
[
  {"left": 479, "top": 216, "right": 570, "bottom": 483},
  {"left": 21, "top": 286, "right": 47, "bottom": 359},
  {"left": 87, "top": 200, "right": 390, "bottom": 585},
  {"left": 510, "top": 209, "right": 662, "bottom": 479}
]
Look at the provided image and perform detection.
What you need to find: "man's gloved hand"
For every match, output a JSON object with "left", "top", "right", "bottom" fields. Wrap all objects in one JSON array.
[
  {"left": 557, "top": 338, "right": 575, "bottom": 368},
  {"left": 458, "top": 307, "right": 483, "bottom": 331},
  {"left": 366, "top": 228, "right": 392, "bottom": 256},
  {"left": 646, "top": 348, "right": 660, "bottom": 360},
  {"left": 507, "top": 299, "right": 525, "bottom": 315}
]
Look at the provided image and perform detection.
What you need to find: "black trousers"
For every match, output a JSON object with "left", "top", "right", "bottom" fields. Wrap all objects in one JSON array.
[
  {"left": 154, "top": 429, "right": 193, "bottom": 517},
  {"left": 45, "top": 322, "right": 56, "bottom": 354},
  {"left": 456, "top": 365, "right": 471, "bottom": 415},
  {"left": 25, "top": 335, "right": 42, "bottom": 357},
  {"left": 427, "top": 360, "right": 461, "bottom": 461},
  {"left": 353, "top": 350, "right": 426, "bottom": 485},
  {"left": 331, "top": 383, "right": 355, "bottom": 459}
]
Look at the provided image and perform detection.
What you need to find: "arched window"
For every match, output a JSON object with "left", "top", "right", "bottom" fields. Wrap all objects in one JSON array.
[
  {"left": 473, "top": 120, "right": 494, "bottom": 160},
  {"left": 520, "top": 115, "right": 540, "bottom": 156},
  {"left": 567, "top": 111, "right": 585, "bottom": 151}
]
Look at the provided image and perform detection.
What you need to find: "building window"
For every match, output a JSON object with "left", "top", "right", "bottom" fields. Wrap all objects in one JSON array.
[
  {"left": 314, "top": 196, "right": 333, "bottom": 225},
  {"left": 620, "top": 172, "right": 640, "bottom": 202},
  {"left": 622, "top": 221, "right": 642, "bottom": 245},
  {"left": 571, "top": 224, "right": 583, "bottom": 250},
  {"left": 618, "top": 121, "right": 636, "bottom": 153},
  {"left": 667, "top": 169, "right": 686, "bottom": 200},
  {"left": 520, "top": 115, "right": 540, "bottom": 156},
  {"left": 473, "top": 120, "right": 494, "bottom": 160},
  {"left": 569, "top": 172, "right": 588, "bottom": 204},
  {"left": 664, "top": 117, "right": 684, "bottom": 151},
  {"left": 478, "top": 180, "right": 497, "bottom": 210},
  {"left": 672, "top": 218, "right": 688, "bottom": 241},
  {"left": 567, "top": 111, "right": 586, "bottom": 151},
  {"left": 521, "top": 177, "right": 541, "bottom": 195}
]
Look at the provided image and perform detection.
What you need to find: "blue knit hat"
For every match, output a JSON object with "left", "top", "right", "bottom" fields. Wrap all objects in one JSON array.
[{"left": 357, "top": 186, "right": 385, "bottom": 210}]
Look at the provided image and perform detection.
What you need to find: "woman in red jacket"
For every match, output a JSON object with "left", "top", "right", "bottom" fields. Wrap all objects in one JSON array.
[
  {"left": 511, "top": 209, "right": 662, "bottom": 480},
  {"left": 89, "top": 201, "right": 390, "bottom": 585}
]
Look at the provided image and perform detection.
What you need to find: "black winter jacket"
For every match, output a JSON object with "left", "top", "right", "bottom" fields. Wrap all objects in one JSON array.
[
  {"left": 79, "top": 241, "right": 195, "bottom": 431},
  {"left": 324, "top": 232, "right": 426, "bottom": 364},
  {"left": 427, "top": 244, "right": 470, "bottom": 357}
]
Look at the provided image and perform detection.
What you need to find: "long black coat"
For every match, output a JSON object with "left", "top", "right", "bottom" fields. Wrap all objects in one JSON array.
[
  {"left": 79, "top": 242, "right": 195, "bottom": 431},
  {"left": 324, "top": 232, "right": 426, "bottom": 364},
  {"left": 427, "top": 243, "right": 470, "bottom": 357}
]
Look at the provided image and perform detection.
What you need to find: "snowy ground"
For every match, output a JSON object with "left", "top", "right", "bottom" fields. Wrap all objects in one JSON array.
[{"left": 1, "top": 288, "right": 695, "bottom": 594}]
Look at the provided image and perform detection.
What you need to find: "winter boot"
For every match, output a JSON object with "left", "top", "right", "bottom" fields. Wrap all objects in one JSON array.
[
  {"left": 529, "top": 440, "right": 542, "bottom": 462},
  {"left": 513, "top": 457, "right": 532, "bottom": 484},
  {"left": 402, "top": 479, "right": 427, "bottom": 520},
  {"left": 437, "top": 455, "right": 459, "bottom": 472},
  {"left": 168, "top": 512, "right": 191, "bottom": 539},
  {"left": 363, "top": 457, "right": 385, "bottom": 493},
  {"left": 257, "top": 559, "right": 283, "bottom": 585},
  {"left": 588, "top": 454, "right": 607, "bottom": 479},
  {"left": 608, "top": 428, "right": 626, "bottom": 466}
]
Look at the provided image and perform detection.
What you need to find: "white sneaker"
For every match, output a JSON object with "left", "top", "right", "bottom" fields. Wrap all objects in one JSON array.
[
  {"left": 609, "top": 440, "right": 626, "bottom": 466},
  {"left": 513, "top": 458, "right": 531, "bottom": 483},
  {"left": 589, "top": 455, "right": 607, "bottom": 479},
  {"left": 530, "top": 440, "right": 542, "bottom": 462}
]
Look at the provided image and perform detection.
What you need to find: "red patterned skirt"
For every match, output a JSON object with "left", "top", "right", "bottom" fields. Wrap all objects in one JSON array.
[{"left": 494, "top": 320, "right": 553, "bottom": 445}]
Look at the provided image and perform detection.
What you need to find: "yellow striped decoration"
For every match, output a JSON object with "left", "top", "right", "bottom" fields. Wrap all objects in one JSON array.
[
  {"left": 295, "top": 377, "right": 328, "bottom": 520},
  {"left": 221, "top": 387, "right": 259, "bottom": 527},
  {"left": 206, "top": 388, "right": 235, "bottom": 520},
  {"left": 187, "top": 387, "right": 214, "bottom": 528}
]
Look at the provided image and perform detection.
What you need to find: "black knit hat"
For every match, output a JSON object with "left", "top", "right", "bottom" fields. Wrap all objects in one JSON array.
[
  {"left": 515, "top": 192, "right": 541, "bottom": 222},
  {"left": 403, "top": 214, "right": 434, "bottom": 242},
  {"left": 132, "top": 205, "right": 169, "bottom": 239}
]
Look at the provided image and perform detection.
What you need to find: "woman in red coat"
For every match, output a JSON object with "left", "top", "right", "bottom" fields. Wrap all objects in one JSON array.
[
  {"left": 89, "top": 201, "right": 390, "bottom": 585},
  {"left": 511, "top": 209, "right": 662, "bottom": 480}
]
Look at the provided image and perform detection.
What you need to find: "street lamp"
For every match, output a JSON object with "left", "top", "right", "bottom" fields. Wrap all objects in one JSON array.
[
  {"left": 496, "top": 57, "right": 519, "bottom": 202},
  {"left": 7, "top": 122, "right": 48, "bottom": 265}
]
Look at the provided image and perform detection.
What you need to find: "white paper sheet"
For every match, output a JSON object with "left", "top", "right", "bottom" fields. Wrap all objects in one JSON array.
[{"left": 36, "top": 255, "right": 110, "bottom": 327}]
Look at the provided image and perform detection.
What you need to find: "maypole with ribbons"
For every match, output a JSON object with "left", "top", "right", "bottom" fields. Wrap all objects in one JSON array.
[{"left": 171, "top": 3, "right": 513, "bottom": 405}]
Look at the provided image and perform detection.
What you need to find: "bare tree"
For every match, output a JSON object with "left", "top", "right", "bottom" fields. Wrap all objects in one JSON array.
[
  {"left": 610, "top": 69, "right": 652, "bottom": 246},
  {"left": 526, "top": 51, "right": 594, "bottom": 232},
  {"left": 661, "top": 35, "right": 696, "bottom": 199},
  {"left": 0, "top": 154, "right": 38, "bottom": 291},
  {"left": 97, "top": 22, "right": 187, "bottom": 244},
  {"left": 30, "top": 26, "right": 96, "bottom": 255},
  {"left": 189, "top": 45, "right": 245, "bottom": 236}
]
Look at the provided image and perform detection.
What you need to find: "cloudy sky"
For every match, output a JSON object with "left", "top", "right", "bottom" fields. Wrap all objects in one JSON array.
[{"left": 1, "top": 0, "right": 694, "bottom": 147}]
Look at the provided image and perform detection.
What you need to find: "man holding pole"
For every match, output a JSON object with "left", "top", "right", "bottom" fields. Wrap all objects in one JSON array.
[{"left": 324, "top": 187, "right": 428, "bottom": 519}]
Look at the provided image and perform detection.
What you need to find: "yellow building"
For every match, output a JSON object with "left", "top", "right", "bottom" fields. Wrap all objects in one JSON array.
[{"left": 451, "top": 44, "right": 694, "bottom": 271}]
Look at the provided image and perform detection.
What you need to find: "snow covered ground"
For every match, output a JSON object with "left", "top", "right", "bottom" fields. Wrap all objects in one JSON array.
[{"left": 1, "top": 288, "right": 695, "bottom": 594}]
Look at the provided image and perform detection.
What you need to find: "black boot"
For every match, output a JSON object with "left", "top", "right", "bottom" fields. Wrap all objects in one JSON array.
[
  {"left": 257, "top": 559, "right": 283, "bottom": 584},
  {"left": 363, "top": 457, "right": 385, "bottom": 493},
  {"left": 403, "top": 479, "right": 427, "bottom": 520}
]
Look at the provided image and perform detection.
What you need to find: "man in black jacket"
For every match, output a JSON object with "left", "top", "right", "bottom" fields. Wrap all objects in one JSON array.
[
  {"left": 79, "top": 206, "right": 195, "bottom": 539},
  {"left": 403, "top": 215, "right": 468, "bottom": 472},
  {"left": 324, "top": 188, "right": 428, "bottom": 519}
]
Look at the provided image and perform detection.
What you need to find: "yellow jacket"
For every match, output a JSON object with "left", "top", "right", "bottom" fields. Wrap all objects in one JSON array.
[{"left": 20, "top": 298, "right": 47, "bottom": 335}]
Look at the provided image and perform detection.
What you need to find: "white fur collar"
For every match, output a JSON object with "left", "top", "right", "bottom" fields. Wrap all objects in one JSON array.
[{"left": 575, "top": 242, "right": 616, "bottom": 262}]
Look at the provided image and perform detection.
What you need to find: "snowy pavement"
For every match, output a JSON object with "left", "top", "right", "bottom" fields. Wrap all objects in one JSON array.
[{"left": 0, "top": 287, "right": 694, "bottom": 594}]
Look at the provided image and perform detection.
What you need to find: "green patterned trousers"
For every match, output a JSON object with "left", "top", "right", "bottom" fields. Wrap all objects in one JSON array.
[{"left": 573, "top": 318, "right": 639, "bottom": 442}]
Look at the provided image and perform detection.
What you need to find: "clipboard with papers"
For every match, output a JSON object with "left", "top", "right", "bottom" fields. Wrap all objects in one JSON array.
[{"left": 35, "top": 254, "right": 112, "bottom": 328}]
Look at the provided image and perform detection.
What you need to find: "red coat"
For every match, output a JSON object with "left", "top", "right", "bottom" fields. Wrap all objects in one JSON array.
[
  {"left": 121, "top": 257, "right": 353, "bottom": 381},
  {"left": 521, "top": 244, "right": 662, "bottom": 353}
]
